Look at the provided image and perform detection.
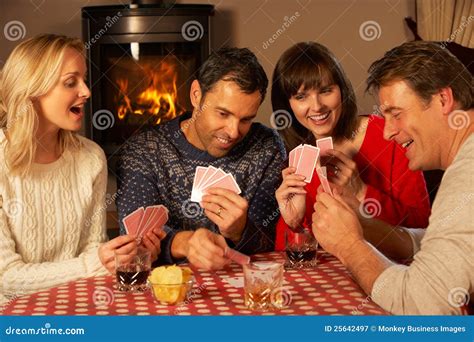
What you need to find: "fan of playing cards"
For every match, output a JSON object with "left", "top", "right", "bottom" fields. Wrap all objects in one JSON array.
[
  {"left": 123, "top": 205, "right": 169, "bottom": 241},
  {"left": 288, "top": 137, "right": 334, "bottom": 195},
  {"left": 191, "top": 166, "right": 242, "bottom": 202}
]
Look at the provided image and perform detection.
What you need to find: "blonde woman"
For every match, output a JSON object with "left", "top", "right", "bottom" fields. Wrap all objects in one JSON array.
[{"left": 0, "top": 34, "right": 164, "bottom": 305}]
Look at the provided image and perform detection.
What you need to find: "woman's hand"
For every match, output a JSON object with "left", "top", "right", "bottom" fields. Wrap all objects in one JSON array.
[
  {"left": 275, "top": 167, "right": 307, "bottom": 229},
  {"left": 99, "top": 235, "right": 137, "bottom": 274},
  {"left": 142, "top": 227, "right": 167, "bottom": 262},
  {"left": 324, "top": 149, "right": 367, "bottom": 201}
]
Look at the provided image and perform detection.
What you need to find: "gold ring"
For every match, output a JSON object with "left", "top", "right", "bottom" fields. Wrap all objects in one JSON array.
[{"left": 217, "top": 206, "right": 222, "bottom": 217}]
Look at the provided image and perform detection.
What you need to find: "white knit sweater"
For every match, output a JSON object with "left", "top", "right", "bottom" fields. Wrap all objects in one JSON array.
[{"left": 0, "top": 131, "right": 108, "bottom": 306}]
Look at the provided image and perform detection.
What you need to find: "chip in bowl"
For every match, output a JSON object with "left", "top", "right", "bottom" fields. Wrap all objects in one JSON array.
[{"left": 148, "top": 265, "right": 194, "bottom": 305}]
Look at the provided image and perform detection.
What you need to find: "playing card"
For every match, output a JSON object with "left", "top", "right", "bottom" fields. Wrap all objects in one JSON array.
[
  {"left": 192, "top": 166, "right": 207, "bottom": 192},
  {"left": 198, "top": 168, "right": 227, "bottom": 190},
  {"left": 316, "top": 137, "right": 333, "bottom": 156},
  {"left": 122, "top": 207, "right": 144, "bottom": 235},
  {"left": 221, "top": 276, "right": 244, "bottom": 288},
  {"left": 292, "top": 145, "right": 303, "bottom": 168},
  {"left": 289, "top": 148, "right": 296, "bottom": 167},
  {"left": 191, "top": 166, "right": 219, "bottom": 202},
  {"left": 191, "top": 167, "right": 208, "bottom": 202},
  {"left": 136, "top": 206, "right": 157, "bottom": 237},
  {"left": 196, "top": 166, "right": 218, "bottom": 189},
  {"left": 224, "top": 247, "right": 250, "bottom": 265},
  {"left": 296, "top": 145, "right": 320, "bottom": 183},
  {"left": 144, "top": 206, "right": 168, "bottom": 237},
  {"left": 201, "top": 173, "right": 242, "bottom": 195},
  {"left": 137, "top": 205, "right": 166, "bottom": 238},
  {"left": 317, "top": 166, "right": 333, "bottom": 196}
]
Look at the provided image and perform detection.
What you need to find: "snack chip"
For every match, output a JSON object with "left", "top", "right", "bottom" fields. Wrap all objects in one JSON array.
[{"left": 149, "top": 265, "right": 194, "bottom": 305}]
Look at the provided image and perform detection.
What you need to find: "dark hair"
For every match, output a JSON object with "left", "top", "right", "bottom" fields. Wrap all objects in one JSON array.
[
  {"left": 197, "top": 47, "right": 268, "bottom": 104},
  {"left": 271, "top": 42, "right": 358, "bottom": 151},
  {"left": 366, "top": 41, "right": 473, "bottom": 110}
]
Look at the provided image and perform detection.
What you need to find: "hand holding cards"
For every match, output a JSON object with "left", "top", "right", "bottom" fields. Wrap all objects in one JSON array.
[
  {"left": 191, "top": 166, "right": 241, "bottom": 202},
  {"left": 289, "top": 144, "right": 320, "bottom": 183},
  {"left": 289, "top": 137, "right": 334, "bottom": 195},
  {"left": 122, "top": 205, "right": 169, "bottom": 242}
]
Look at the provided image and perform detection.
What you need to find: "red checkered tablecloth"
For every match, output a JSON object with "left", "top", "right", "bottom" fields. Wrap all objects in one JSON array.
[{"left": 1, "top": 252, "right": 386, "bottom": 315}]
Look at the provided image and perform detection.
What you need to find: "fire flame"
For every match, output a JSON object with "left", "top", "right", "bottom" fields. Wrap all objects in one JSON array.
[{"left": 116, "top": 60, "right": 183, "bottom": 124}]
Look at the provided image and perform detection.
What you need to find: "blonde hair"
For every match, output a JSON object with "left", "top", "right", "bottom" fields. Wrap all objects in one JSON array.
[{"left": 0, "top": 34, "right": 85, "bottom": 175}]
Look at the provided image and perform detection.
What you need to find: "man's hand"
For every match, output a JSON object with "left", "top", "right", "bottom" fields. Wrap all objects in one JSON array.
[
  {"left": 317, "top": 182, "right": 361, "bottom": 213},
  {"left": 323, "top": 149, "right": 367, "bottom": 201},
  {"left": 98, "top": 235, "right": 137, "bottom": 274},
  {"left": 311, "top": 192, "right": 364, "bottom": 263},
  {"left": 142, "top": 227, "right": 167, "bottom": 262},
  {"left": 183, "top": 228, "right": 230, "bottom": 271},
  {"left": 201, "top": 188, "right": 248, "bottom": 243}
]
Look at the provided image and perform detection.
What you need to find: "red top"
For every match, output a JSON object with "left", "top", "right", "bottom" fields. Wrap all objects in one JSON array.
[{"left": 275, "top": 115, "right": 431, "bottom": 251}]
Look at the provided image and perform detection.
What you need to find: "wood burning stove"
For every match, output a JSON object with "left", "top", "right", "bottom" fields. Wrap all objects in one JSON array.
[{"left": 82, "top": 1, "right": 214, "bottom": 166}]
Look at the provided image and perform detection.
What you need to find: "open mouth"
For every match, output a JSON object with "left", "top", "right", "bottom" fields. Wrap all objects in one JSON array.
[
  {"left": 401, "top": 139, "right": 414, "bottom": 149},
  {"left": 70, "top": 104, "right": 84, "bottom": 116},
  {"left": 308, "top": 111, "right": 330, "bottom": 123}
]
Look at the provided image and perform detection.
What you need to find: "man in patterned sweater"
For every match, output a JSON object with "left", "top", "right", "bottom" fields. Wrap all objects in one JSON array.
[{"left": 117, "top": 48, "right": 286, "bottom": 270}]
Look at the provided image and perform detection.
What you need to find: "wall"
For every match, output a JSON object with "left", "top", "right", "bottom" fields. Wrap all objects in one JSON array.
[
  {"left": 1, "top": 0, "right": 416, "bottom": 125},
  {"left": 0, "top": 0, "right": 416, "bottom": 221}
]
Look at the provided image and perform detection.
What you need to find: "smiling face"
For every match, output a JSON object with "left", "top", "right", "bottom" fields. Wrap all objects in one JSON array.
[
  {"left": 35, "top": 48, "right": 90, "bottom": 134},
  {"left": 288, "top": 84, "right": 343, "bottom": 139},
  {"left": 379, "top": 80, "right": 445, "bottom": 171},
  {"left": 185, "top": 79, "right": 261, "bottom": 158}
]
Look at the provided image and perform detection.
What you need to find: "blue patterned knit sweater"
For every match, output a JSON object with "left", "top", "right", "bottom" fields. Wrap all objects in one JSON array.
[{"left": 116, "top": 112, "right": 286, "bottom": 264}]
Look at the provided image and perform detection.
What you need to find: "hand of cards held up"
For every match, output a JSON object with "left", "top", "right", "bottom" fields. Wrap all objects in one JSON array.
[
  {"left": 288, "top": 137, "right": 334, "bottom": 194},
  {"left": 190, "top": 166, "right": 241, "bottom": 203},
  {"left": 288, "top": 144, "right": 319, "bottom": 183},
  {"left": 122, "top": 205, "right": 169, "bottom": 242}
]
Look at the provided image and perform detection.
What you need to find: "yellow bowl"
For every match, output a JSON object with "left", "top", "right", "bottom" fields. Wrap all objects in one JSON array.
[{"left": 148, "top": 277, "right": 195, "bottom": 306}]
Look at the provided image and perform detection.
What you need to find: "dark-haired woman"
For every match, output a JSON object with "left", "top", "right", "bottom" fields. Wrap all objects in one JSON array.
[{"left": 273, "top": 42, "right": 430, "bottom": 250}]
